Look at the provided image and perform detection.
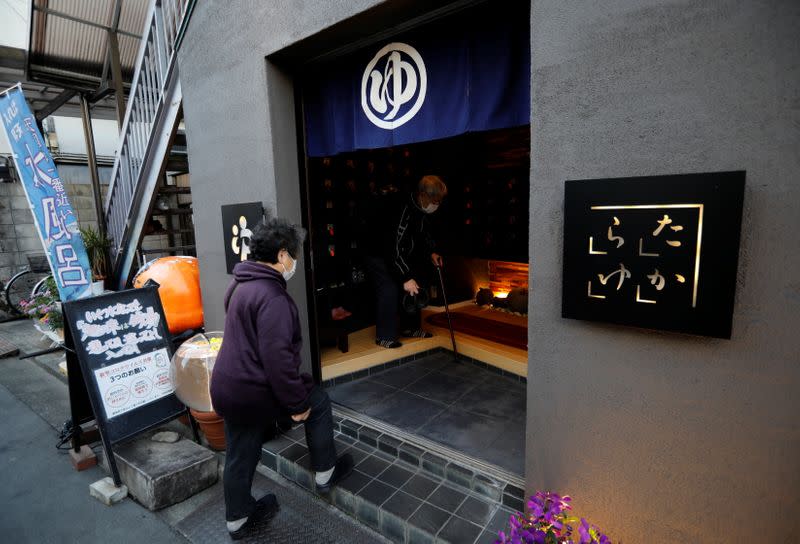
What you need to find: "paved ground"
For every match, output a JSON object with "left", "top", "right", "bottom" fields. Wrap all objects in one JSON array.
[
  {"left": 0, "top": 319, "right": 387, "bottom": 544},
  {"left": 0, "top": 382, "right": 189, "bottom": 543}
]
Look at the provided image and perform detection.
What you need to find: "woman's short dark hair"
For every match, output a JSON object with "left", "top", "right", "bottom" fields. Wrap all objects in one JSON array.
[{"left": 249, "top": 216, "right": 306, "bottom": 264}]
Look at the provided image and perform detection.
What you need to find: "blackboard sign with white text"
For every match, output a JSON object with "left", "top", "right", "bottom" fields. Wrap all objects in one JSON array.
[
  {"left": 63, "top": 286, "right": 186, "bottom": 482},
  {"left": 562, "top": 171, "right": 745, "bottom": 339}
]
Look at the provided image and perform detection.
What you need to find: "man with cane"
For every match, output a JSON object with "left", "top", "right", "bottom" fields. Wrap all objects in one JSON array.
[{"left": 362, "top": 175, "right": 448, "bottom": 349}]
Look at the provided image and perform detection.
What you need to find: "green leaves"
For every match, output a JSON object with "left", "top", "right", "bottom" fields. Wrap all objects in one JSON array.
[{"left": 79, "top": 225, "right": 111, "bottom": 280}]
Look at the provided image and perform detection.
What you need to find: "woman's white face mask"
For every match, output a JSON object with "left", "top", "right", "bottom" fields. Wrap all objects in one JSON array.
[{"left": 280, "top": 252, "right": 297, "bottom": 281}]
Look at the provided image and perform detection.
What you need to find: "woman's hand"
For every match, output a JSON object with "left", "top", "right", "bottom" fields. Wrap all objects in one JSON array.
[{"left": 291, "top": 408, "right": 311, "bottom": 422}]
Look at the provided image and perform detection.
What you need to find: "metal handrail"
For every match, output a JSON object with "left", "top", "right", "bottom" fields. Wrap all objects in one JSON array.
[{"left": 103, "top": 0, "right": 193, "bottom": 280}]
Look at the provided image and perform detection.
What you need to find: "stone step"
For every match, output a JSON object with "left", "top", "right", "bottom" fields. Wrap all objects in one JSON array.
[{"left": 260, "top": 415, "right": 526, "bottom": 544}]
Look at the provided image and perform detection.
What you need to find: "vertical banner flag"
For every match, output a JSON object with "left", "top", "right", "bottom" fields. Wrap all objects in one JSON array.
[{"left": 0, "top": 84, "right": 92, "bottom": 301}]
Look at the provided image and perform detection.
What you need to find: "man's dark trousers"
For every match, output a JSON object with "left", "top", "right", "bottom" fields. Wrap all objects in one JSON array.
[
  {"left": 364, "top": 256, "right": 422, "bottom": 341},
  {"left": 222, "top": 386, "right": 338, "bottom": 520}
]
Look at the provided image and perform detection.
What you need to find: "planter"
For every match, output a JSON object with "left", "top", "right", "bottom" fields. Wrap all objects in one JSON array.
[{"left": 190, "top": 408, "right": 226, "bottom": 451}]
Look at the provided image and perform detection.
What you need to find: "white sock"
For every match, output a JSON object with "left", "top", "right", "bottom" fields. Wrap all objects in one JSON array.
[
  {"left": 227, "top": 517, "right": 248, "bottom": 532},
  {"left": 315, "top": 466, "right": 335, "bottom": 485}
]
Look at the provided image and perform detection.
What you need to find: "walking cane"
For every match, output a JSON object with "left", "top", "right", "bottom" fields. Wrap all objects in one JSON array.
[{"left": 435, "top": 264, "right": 458, "bottom": 361}]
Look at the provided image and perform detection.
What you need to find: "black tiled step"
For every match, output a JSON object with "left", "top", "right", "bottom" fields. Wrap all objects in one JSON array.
[{"left": 261, "top": 421, "right": 525, "bottom": 544}]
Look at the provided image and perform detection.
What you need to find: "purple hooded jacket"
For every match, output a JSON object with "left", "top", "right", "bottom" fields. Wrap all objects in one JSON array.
[{"left": 210, "top": 261, "right": 313, "bottom": 424}]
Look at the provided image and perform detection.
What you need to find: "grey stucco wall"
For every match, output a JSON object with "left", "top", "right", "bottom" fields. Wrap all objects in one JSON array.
[
  {"left": 177, "top": 0, "right": 382, "bottom": 373},
  {"left": 527, "top": 1, "right": 799, "bottom": 542}
]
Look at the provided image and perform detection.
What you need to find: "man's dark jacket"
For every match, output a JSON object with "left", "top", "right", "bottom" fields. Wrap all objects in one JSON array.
[
  {"left": 362, "top": 192, "right": 436, "bottom": 283},
  {"left": 210, "top": 261, "right": 313, "bottom": 424}
]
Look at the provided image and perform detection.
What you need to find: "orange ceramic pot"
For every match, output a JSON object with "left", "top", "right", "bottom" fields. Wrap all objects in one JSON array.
[
  {"left": 133, "top": 256, "right": 204, "bottom": 334},
  {"left": 190, "top": 408, "right": 226, "bottom": 451}
]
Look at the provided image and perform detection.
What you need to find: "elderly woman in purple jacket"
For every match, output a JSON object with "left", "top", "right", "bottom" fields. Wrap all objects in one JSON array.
[{"left": 210, "top": 217, "right": 352, "bottom": 539}]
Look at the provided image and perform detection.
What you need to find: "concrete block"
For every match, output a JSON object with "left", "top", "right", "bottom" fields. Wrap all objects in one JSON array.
[
  {"left": 105, "top": 435, "right": 218, "bottom": 511},
  {"left": 14, "top": 224, "right": 36, "bottom": 238},
  {"left": 77, "top": 220, "right": 98, "bottom": 232},
  {"left": 11, "top": 207, "right": 33, "bottom": 224},
  {"left": 0, "top": 252, "right": 19, "bottom": 267},
  {"left": 0, "top": 224, "right": 14, "bottom": 239},
  {"left": 69, "top": 444, "right": 98, "bottom": 471},
  {"left": 16, "top": 237, "right": 43, "bottom": 252},
  {"left": 89, "top": 477, "right": 128, "bottom": 506},
  {"left": 71, "top": 208, "right": 97, "bottom": 225},
  {"left": 0, "top": 238, "right": 18, "bottom": 252},
  {"left": 0, "top": 266, "right": 14, "bottom": 281},
  {"left": 0, "top": 182, "right": 24, "bottom": 196},
  {"left": 71, "top": 195, "right": 96, "bottom": 210},
  {"left": 10, "top": 196, "right": 29, "bottom": 210},
  {"left": 66, "top": 184, "right": 93, "bottom": 196},
  {"left": 0, "top": 210, "right": 12, "bottom": 224}
]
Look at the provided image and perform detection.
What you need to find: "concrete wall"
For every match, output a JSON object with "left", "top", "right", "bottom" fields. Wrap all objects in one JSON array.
[
  {"left": 177, "top": 0, "right": 381, "bottom": 372},
  {"left": 0, "top": 169, "right": 109, "bottom": 284},
  {"left": 527, "top": 1, "right": 800, "bottom": 542}
]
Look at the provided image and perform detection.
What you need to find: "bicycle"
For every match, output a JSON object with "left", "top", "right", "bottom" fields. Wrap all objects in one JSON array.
[{"left": 3, "top": 254, "right": 51, "bottom": 315}]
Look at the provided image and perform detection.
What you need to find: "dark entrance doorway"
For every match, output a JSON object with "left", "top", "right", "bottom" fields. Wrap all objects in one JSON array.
[{"left": 294, "top": 1, "right": 531, "bottom": 477}]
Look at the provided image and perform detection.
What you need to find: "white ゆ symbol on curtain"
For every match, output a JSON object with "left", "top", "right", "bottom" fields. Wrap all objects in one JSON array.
[{"left": 361, "top": 42, "right": 427, "bottom": 129}]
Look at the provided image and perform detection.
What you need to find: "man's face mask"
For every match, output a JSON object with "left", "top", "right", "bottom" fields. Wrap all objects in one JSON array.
[{"left": 421, "top": 194, "right": 441, "bottom": 214}]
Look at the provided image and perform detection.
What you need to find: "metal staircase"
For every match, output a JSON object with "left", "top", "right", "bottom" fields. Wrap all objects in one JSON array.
[{"left": 104, "top": 0, "right": 195, "bottom": 290}]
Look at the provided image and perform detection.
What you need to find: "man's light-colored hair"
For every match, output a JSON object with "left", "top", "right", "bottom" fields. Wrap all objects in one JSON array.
[{"left": 418, "top": 175, "right": 448, "bottom": 199}]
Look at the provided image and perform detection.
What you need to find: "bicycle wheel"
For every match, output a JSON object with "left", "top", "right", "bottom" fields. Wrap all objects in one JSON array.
[
  {"left": 4, "top": 270, "right": 49, "bottom": 314},
  {"left": 31, "top": 274, "right": 54, "bottom": 297}
]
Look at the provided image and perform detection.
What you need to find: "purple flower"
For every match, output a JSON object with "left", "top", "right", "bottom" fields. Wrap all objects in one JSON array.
[
  {"left": 578, "top": 518, "right": 592, "bottom": 543},
  {"left": 576, "top": 517, "right": 612, "bottom": 544},
  {"left": 531, "top": 529, "right": 547, "bottom": 543}
]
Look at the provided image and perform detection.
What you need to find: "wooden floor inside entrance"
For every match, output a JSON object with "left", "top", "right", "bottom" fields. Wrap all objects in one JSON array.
[{"left": 320, "top": 302, "right": 527, "bottom": 381}]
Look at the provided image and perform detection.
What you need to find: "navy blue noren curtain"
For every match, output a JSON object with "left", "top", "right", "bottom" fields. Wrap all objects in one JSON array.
[{"left": 303, "top": 3, "right": 530, "bottom": 157}]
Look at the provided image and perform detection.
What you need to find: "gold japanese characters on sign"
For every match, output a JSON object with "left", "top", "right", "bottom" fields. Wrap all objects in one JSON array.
[
  {"left": 586, "top": 204, "right": 703, "bottom": 307},
  {"left": 562, "top": 172, "right": 745, "bottom": 339}
]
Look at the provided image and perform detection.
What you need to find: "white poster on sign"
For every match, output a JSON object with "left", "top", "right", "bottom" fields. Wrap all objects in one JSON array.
[{"left": 93, "top": 348, "right": 174, "bottom": 419}]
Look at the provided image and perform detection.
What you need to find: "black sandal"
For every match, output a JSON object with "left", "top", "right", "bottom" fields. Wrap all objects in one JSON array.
[
  {"left": 401, "top": 329, "right": 433, "bottom": 338},
  {"left": 376, "top": 338, "right": 403, "bottom": 348}
]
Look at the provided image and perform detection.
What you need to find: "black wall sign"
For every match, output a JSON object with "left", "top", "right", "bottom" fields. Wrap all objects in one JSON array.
[
  {"left": 63, "top": 286, "right": 187, "bottom": 483},
  {"left": 221, "top": 202, "right": 263, "bottom": 273},
  {"left": 562, "top": 171, "right": 745, "bottom": 339}
]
